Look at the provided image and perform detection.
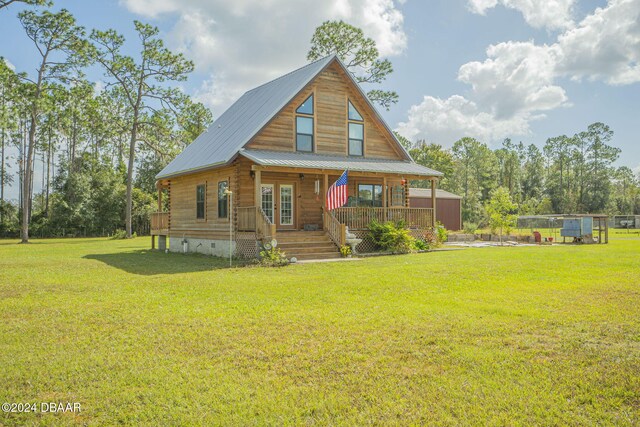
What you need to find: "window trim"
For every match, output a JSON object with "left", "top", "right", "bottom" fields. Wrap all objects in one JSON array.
[
  {"left": 196, "top": 183, "right": 206, "bottom": 220},
  {"left": 357, "top": 183, "right": 383, "bottom": 207},
  {"left": 296, "top": 93, "right": 315, "bottom": 153},
  {"left": 347, "top": 99, "right": 364, "bottom": 157},
  {"left": 217, "top": 180, "right": 229, "bottom": 220}
]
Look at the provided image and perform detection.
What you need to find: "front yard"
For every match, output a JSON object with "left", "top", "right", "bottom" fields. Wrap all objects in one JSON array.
[{"left": 1, "top": 235, "right": 638, "bottom": 425}]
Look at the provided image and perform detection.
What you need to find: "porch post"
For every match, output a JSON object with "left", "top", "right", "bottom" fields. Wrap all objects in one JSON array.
[
  {"left": 254, "top": 170, "right": 261, "bottom": 208},
  {"left": 157, "top": 185, "right": 162, "bottom": 212},
  {"left": 382, "top": 176, "right": 388, "bottom": 221},
  {"left": 431, "top": 178, "right": 437, "bottom": 227},
  {"left": 323, "top": 173, "right": 328, "bottom": 230}
]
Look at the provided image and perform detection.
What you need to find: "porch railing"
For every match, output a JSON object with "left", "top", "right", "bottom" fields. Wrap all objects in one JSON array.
[
  {"left": 324, "top": 211, "right": 346, "bottom": 247},
  {"left": 150, "top": 212, "right": 169, "bottom": 235},
  {"left": 332, "top": 207, "right": 434, "bottom": 230},
  {"left": 237, "top": 207, "right": 257, "bottom": 231},
  {"left": 237, "top": 206, "right": 276, "bottom": 242}
]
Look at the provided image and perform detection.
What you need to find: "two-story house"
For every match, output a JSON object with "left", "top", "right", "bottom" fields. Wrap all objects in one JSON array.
[{"left": 151, "top": 55, "right": 443, "bottom": 260}]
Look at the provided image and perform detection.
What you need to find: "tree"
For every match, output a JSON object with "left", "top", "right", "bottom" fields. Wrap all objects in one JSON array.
[
  {"left": 0, "top": 0, "right": 50, "bottom": 11},
  {"left": 91, "top": 21, "right": 194, "bottom": 238},
  {"left": 18, "top": 9, "right": 87, "bottom": 243},
  {"left": 0, "top": 58, "right": 22, "bottom": 218},
  {"left": 486, "top": 187, "right": 518, "bottom": 245},
  {"left": 307, "top": 20, "right": 398, "bottom": 109},
  {"left": 450, "top": 137, "right": 498, "bottom": 225},
  {"left": 581, "top": 122, "right": 620, "bottom": 213},
  {"left": 409, "top": 140, "right": 454, "bottom": 190}
]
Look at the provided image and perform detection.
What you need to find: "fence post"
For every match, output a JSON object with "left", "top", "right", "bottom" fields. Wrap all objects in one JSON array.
[{"left": 340, "top": 223, "right": 346, "bottom": 247}]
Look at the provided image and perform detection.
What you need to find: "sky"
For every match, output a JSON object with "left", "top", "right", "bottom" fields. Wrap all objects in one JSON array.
[{"left": 1, "top": 0, "right": 639, "bottom": 201}]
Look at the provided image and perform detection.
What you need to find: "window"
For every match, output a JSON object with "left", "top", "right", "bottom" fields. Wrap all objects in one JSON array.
[
  {"left": 196, "top": 184, "right": 205, "bottom": 219},
  {"left": 348, "top": 100, "right": 364, "bottom": 156},
  {"left": 391, "top": 185, "right": 404, "bottom": 206},
  {"left": 358, "top": 184, "right": 383, "bottom": 207},
  {"left": 296, "top": 95, "right": 314, "bottom": 152},
  {"left": 218, "top": 181, "right": 228, "bottom": 219},
  {"left": 348, "top": 100, "right": 363, "bottom": 121}
]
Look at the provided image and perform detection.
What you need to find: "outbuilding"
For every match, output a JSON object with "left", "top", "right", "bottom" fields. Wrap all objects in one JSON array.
[{"left": 409, "top": 188, "right": 462, "bottom": 231}]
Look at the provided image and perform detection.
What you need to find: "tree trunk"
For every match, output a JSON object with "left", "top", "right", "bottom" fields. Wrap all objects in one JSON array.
[
  {"left": 1, "top": 126, "right": 5, "bottom": 223},
  {"left": 22, "top": 117, "right": 36, "bottom": 243},
  {"left": 45, "top": 126, "right": 52, "bottom": 216},
  {"left": 125, "top": 119, "right": 137, "bottom": 238}
]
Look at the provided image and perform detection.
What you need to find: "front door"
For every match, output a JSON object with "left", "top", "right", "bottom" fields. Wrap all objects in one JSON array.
[{"left": 261, "top": 183, "right": 296, "bottom": 230}]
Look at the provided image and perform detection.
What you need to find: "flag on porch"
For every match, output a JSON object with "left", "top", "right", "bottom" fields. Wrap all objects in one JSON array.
[{"left": 326, "top": 170, "right": 348, "bottom": 211}]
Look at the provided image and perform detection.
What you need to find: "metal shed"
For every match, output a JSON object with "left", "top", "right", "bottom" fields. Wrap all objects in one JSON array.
[{"left": 409, "top": 188, "right": 462, "bottom": 231}]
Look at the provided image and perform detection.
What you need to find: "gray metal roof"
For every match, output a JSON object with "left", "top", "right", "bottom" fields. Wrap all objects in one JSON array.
[
  {"left": 240, "top": 149, "right": 443, "bottom": 177},
  {"left": 156, "top": 54, "right": 416, "bottom": 179},
  {"left": 409, "top": 188, "right": 462, "bottom": 199},
  {"left": 157, "top": 55, "right": 337, "bottom": 179}
]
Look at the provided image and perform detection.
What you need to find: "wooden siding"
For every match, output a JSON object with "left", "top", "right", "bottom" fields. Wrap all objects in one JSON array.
[
  {"left": 168, "top": 166, "right": 237, "bottom": 239},
  {"left": 246, "top": 62, "right": 405, "bottom": 160},
  {"left": 410, "top": 196, "right": 462, "bottom": 231}
]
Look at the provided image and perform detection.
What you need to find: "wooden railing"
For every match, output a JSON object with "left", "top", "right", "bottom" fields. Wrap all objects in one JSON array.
[
  {"left": 324, "top": 211, "right": 346, "bottom": 247},
  {"left": 237, "top": 207, "right": 257, "bottom": 231},
  {"left": 150, "top": 212, "right": 169, "bottom": 235},
  {"left": 332, "top": 207, "right": 434, "bottom": 230},
  {"left": 256, "top": 207, "right": 276, "bottom": 241}
]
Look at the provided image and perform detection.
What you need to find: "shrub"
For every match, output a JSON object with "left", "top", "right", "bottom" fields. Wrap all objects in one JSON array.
[
  {"left": 259, "top": 245, "right": 289, "bottom": 267},
  {"left": 463, "top": 222, "right": 478, "bottom": 234},
  {"left": 368, "top": 219, "right": 416, "bottom": 254},
  {"left": 436, "top": 221, "right": 448, "bottom": 243},
  {"left": 414, "top": 239, "right": 429, "bottom": 251}
]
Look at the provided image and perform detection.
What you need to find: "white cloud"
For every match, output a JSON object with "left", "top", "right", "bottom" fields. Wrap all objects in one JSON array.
[
  {"left": 556, "top": 0, "right": 640, "bottom": 85},
  {"left": 458, "top": 41, "right": 567, "bottom": 119},
  {"left": 467, "top": 0, "right": 576, "bottom": 31},
  {"left": 400, "top": 0, "right": 640, "bottom": 146},
  {"left": 120, "top": 0, "right": 408, "bottom": 114},
  {"left": 396, "top": 95, "right": 534, "bottom": 144}
]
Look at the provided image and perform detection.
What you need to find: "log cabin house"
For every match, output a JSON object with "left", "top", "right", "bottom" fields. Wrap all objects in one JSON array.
[{"left": 152, "top": 55, "right": 443, "bottom": 260}]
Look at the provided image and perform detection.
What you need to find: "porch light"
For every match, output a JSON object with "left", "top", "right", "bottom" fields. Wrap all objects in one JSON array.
[
  {"left": 250, "top": 171, "right": 255, "bottom": 179},
  {"left": 299, "top": 173, "right": 305, "bottom": 180}
]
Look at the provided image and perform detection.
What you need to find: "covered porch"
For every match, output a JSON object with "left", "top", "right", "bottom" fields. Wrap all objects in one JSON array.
[{"left": 236, "top": 154, "right": 440, "bottom": 249}]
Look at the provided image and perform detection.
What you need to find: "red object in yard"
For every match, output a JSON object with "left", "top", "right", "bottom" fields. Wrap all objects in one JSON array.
[
  {"left": 533, "top": 231, "right": 542, "bottom": 243},
  {"left": 548, "top": 237, "right": 554, "bottom": 242}
]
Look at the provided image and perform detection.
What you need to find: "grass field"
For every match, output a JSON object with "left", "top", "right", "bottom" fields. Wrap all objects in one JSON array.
[{"left": 1, "top": 234, "right": 639, "bottom": 425}]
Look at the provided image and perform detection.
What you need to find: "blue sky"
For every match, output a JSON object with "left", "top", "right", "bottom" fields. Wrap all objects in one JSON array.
[{"left": 1, "top": 0, "right": 639, "bottom": 201}]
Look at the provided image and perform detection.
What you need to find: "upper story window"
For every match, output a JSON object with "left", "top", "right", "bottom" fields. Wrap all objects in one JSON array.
[
  {"left": 348, "top": 100, "right": 364, "bottom": 156},
  {"left": 196, "top": 184, "right": 206, "bottom": 219},
  {"left": 296, "top": 95, "right": 314, "bottom": 152}
]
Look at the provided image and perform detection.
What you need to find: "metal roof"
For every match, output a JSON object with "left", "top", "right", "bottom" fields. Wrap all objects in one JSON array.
[
  {"left": 156, "top": 55, "right": 416, "bottom": 179},
  {"left": 409, "top": 188, "right": 462, "bottom": 199},
  {"left": 240, "top": 149, "right": 443, "bottom": 177},
  {"left": 157, "top": 55, "right": 337, "bottom": 179}
]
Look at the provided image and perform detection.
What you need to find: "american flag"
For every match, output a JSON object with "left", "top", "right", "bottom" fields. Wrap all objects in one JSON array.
[{"left": 326, "top": 170, "right": 348, "bottom": 211}]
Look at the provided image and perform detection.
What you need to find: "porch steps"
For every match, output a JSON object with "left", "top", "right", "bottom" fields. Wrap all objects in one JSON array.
[{"left": 275, "top": 231, "right": 341, "bottom": 260}]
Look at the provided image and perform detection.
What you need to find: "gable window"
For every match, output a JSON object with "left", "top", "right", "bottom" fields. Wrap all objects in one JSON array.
[
  {"left": 196, "top": 184, "right": 206, "bottom": 219},
  {"left": 218, "top": 181, "right": 228, "bottom": 219},
  {"left": 348, "top": 100, "right": 364, "bottom": 156},
  {"left": 296, "top": 94, "right": 314, "bottom": 152},
  {"left": 358, "top": 184, "right": 382, "bottom": 207}
]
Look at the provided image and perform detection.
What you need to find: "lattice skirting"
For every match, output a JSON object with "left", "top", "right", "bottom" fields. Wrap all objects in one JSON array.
[
  {"left": 350, "top": 228, "right": 434, "bottom": 254},
  {"left": 235, "top": 232, "right": 260, "bottom": 259}
]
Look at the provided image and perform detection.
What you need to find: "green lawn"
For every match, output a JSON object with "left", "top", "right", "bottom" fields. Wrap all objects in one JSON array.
[{"left": 1, "top": 235, "right": 639, "bottom": 425}]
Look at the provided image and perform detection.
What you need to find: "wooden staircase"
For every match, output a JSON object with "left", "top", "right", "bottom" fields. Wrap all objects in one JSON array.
[{"left": 275, "top": 230, "right": 341, "bottom": 260}]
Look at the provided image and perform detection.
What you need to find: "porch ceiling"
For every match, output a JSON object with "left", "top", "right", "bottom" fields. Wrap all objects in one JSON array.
[{"left": 240, "top": 149, "right": 443, "bottom": 177}]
